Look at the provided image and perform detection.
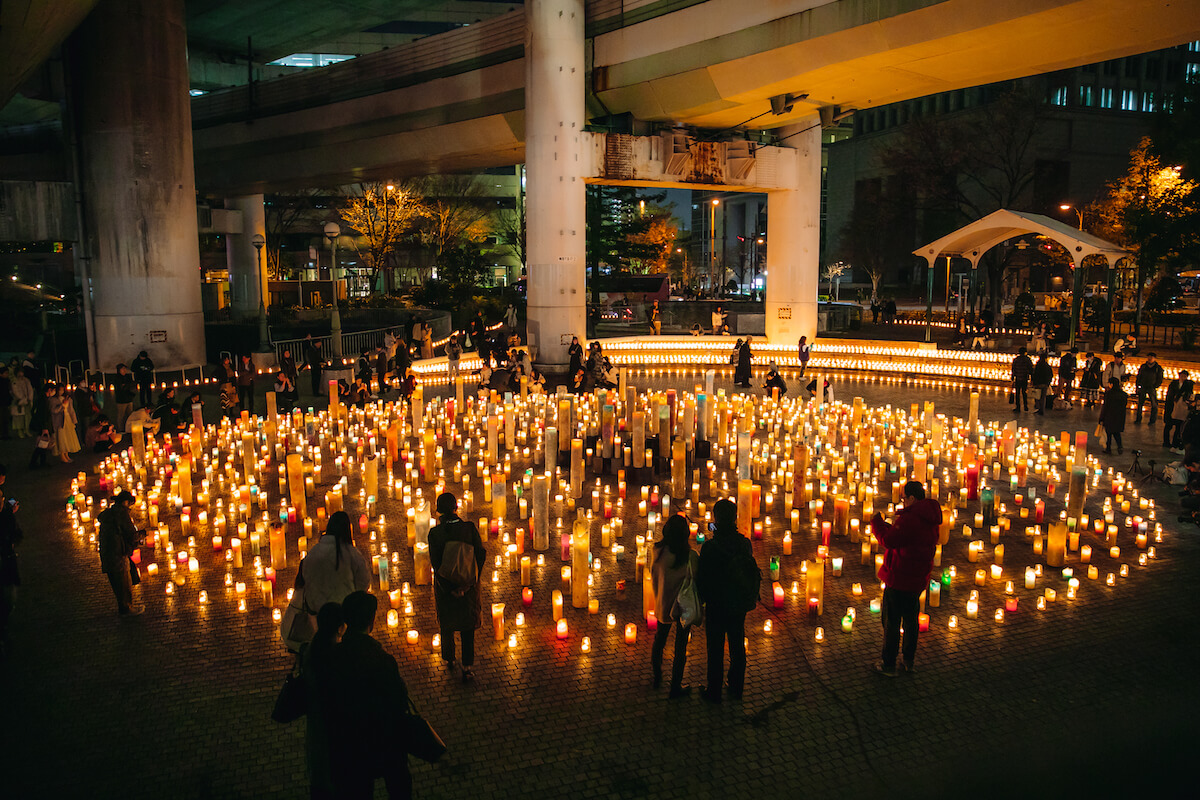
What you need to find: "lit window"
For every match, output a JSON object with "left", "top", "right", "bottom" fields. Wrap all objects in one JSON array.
[
  {"left": 1078, "top": 85, "right": 1094, "bottom": 106},
  {"left": 1143, "top": 91, "right": 1156, "bottom": 112},
  {"left": 1100, "top": 87, "right": 1113, "bottom": 108},
  {"left": 189, "top": 89, "right": 207, "bottom": 97},
  {"left": 1121, "top": 89, "right": 1138, "bottom": 111},
  {"left": 268, "top": 54, "right": 355, "bottom": 68},
  {"left": 1049, "top": 86, "right": 1068, "bottom": 106}
]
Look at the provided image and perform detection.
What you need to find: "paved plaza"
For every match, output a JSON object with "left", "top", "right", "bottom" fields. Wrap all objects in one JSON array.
[{"left": 1, "top": 371, "right": 1197, "bottom": 800}]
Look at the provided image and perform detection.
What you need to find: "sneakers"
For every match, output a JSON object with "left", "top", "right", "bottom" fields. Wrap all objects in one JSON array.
[
  {"left": 874, "top": 661, "right": 898, "bottom": 678},
  {"left": 461, "top": 668, "right": 475, "bottom": 684}
]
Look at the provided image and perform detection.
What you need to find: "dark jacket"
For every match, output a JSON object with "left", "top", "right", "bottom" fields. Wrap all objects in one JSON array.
[
  {"left": 697, "top": 524, "right": 753, "bottom": 616},
  {"left": 1032, "top": 359, "right": 1053, "bottom": 387},
  {"left": 114, "top": 373, "right": 137, "bottom": 404},
  {"left": 428, "top": 515, "right": 486, "bottom": 631},
  {"left": 871, "top": 499, "right": 941, "bottom": 593},
  {"left": 131, "top": 355, "right": 154, "bottom": 384},
  {"left": 1011, "top": 353, "right": 1033, "bottom": 383},
  {"left": 0, "top": 492, "right": 22, "bottom": 587},
  {"left": 1057, "top": 352, "right": 1077, "bottom": 381},
  {"left": 567, "top": 342, "right": 584, "bottom": 376},
  {"left": 1080, "top": 358, "right": 1103, "bottom": 390},
  {"left": 736, "top": 341, "right": 752, "bottom": 381},
  {"left": 237, "top": 359, "right": 255, "bottom": 387},
  {"left": 1101, "top": 385, "right": 1128, "bottom": 433},
  {"left": 98, "top": 504, "right": 139, "bottom": 573},
  {"left": 1135, "top": 361, "right": 1164, "bottom": 391},
  {"left": 328, "top": 630, "right": 410, "bottom": 782},
  {"left": 1165, "top": 378, "right": 1195, "bottom": 420}
]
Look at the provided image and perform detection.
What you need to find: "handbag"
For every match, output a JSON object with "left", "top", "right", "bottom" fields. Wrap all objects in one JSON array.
[
  {"left": 271, "top": 653, "right": 307, "bottom": 723},
  {"left": 128, "top": 556, "right": 141, "bottom": 586},
  {"left": 671, "top": 554, "right": 703, "bottom": 628},
  {"left": 403, "top": 698, "right": 447, "bottom": 763},
  {"left": 280, "top": 589, "right": 315, "bottom": 652},
  {"left": 1094, "top": 420, "right": 1104, "bottom": 438}
]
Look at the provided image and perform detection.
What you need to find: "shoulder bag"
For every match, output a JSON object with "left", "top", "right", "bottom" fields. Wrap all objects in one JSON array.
[
  {"left": 403, "top": 698, "right": 447, "bottom": 763},
  {"left": 271, "top": 652, "right": 307, "bottom": 723},
  {"left": 672, "top": 553, "right": 703, "bottom": 628}
]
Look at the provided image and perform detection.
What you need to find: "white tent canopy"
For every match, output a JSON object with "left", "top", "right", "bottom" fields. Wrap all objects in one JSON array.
[{"left": 913, "top": 209, "right": 1131, "bottom": 269}]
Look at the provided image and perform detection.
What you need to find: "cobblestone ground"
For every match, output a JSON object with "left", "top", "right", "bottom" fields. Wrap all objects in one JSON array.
[{"left": 1, "top": 371, "right": 1196, "bottom": 799}]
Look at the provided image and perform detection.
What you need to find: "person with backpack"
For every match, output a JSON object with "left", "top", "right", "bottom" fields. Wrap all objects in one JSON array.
[
  {"left": 650, "top": 515, "right": 700, "bottom": 699},
  {"left": 429, "top": 492, "right": 486, "bottom": 684},
  {"left": 870, "top": 480, "right": 941, "bottom": 677},
  {"left": 697, "top": 498, "right": 759, "bottom": 703}
]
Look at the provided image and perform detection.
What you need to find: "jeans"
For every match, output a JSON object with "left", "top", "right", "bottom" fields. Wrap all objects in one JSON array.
[
  {"left": 1013, "top": 379, "right": 1029, "bottom": 411},
  {"left": 1105, "top": 431, "right": 1123, "bottom": 452},
  {"left": 439, "top": 623, "right": 475, "bottom": 668},
  {"left": 106, "top": 560, "right": 134, "bottom": 614},
  {"left": 1134, "top": 389, "right": 1158, "bottom": 423},
  {"left": 881, "top": 586, "right": 921, "bottom": 669},
  {"left": 238, "top": 385, "right": 254, "bottom": 414},
  {"left": 651, "top": 619, "right": 691, "bottom": 688},
  {"left": 705, "top": 610, "right": 746, "bottom": 698},
  {"left": 138, "top": 381, "right": 153, "bottom": 408}
]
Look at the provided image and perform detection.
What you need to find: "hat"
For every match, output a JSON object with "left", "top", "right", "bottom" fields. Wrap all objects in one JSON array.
[{"left": 113, "top": 490, "right": 135, "bottom": 505}]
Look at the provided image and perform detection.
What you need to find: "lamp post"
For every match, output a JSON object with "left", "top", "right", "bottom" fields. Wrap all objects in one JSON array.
[
  {"left": 251, "top": 233, "right": 269, "bottom": 352},
  {"left": 710, "top": 198, "right": 720, "bottom": 295},
  {"left": 1060, "top": 203, "right": 1085, "bottom": 349},
  {"left": 324, "top": 221, "right": 342, "bottom": 359}
]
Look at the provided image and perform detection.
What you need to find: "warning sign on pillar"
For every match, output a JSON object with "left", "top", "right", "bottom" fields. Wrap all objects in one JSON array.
[
  {"left": 149, "top": 331, "right": 168, "bottom": 343},
  {"left": 777, "top": 308, "right": 792, "bottom": 320}
]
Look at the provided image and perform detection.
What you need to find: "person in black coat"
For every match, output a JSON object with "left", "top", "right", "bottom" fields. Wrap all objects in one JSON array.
[
  {"left": 428, "top": 493, "right": 487, "bottom": 683},
  {"left": 1100, "top": 378, "right": 1128, "bottom": 455},
  {"left": 567, "top": 337, "right": 584, "bottom": 377},
  {"left": 304, "top": 337, "right": 325, "bottom": 397},
  {"left": 1031, "top": 353, "right": 1054, "bottom": 415},
  {"left": 114, "top": 364, "right": 137, "bottom": 430},
  {"left": 734, "top": 336, "right": 754, "bottom": 387},
  {"left": 697, "top": 498, "right": 755, "bottom": 703},
  {"left": 131, "top": 351, "right": 154, "bottom": 407},
  {"left": 326, "top": 591, "right": 412, "bottom": 799}
]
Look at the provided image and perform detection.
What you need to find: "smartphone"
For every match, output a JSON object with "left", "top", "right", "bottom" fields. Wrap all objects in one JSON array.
[{"left": 708, "top": 522, "right": 716, "bottom": 532}]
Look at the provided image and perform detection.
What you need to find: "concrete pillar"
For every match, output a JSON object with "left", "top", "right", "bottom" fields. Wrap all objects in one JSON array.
[
  {"left": 524, "top": 0, "right": 586, "bottom": 371},
  {"left": 225, "top": 194, "right": 266, "bottom": 317},
  {"left": 765, "top": 120, "right": 821, "bottom": 345},
  {"left": 70, "top": 0, "right": 205, "bottom": 370}
]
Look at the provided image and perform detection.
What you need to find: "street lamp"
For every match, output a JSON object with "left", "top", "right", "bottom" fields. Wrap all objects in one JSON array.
[
  {"left": 710, "top": 198, "right": 720, "bottom": 295},
  {"left": 251, "top": 232, "right": 270, "bottom": 354},
  {"left": 1059, "top": 203, "right": 1086, "bottom": 349},
  {"left": 324, "top": 221, "right": 343, "bottom": 359}
]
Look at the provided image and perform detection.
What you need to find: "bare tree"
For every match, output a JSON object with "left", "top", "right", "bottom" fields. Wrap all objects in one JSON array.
[
  {"left": 409, "top": 174, "right": 496, "bottom": 281},
  {"left": 339, "top": 182, "right": 423, "bottom": 294}
]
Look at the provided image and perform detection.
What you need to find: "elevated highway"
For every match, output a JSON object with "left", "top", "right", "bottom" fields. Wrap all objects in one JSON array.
[{"left": 192, "top": 0, "right": 1200, "bottom": 192}]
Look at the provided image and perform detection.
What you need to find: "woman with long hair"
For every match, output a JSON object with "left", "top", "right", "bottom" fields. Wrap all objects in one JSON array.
[
  {"left": 650, "top": 514, "right": 700, "bottom": 699},
  {"left": 298, "top": 511, "right": 370, "bottom": 625}
]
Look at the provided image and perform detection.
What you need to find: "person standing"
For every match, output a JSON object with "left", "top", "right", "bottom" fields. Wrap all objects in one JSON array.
[
  {"left": 302, "top": 601, "right": 344, "bottom": 800},
  {"left": 445, "top": 334, "right": 462, "bottom": 381},
  {"left": 697, "top": 498, "right": 759, "bottom": 703},
  {"left": 113, "top": 364, "right": 137, "bottom": 431},
  {"left": 1057, "top": 348, "right": 1078, "bottom": 408},
  {"left": 21, "top": 352, "right": 41, "bottom": 395},
  {"left": 0, "top": 366, "right": 11, "bottom": 440},
  {"left": 428, "top": 492, "right": 486, "bottom": 684},
  {"left": 567, "top": 336, "right": 584, "bottom": 378},
  {"left": 375, "top": 346, "right": 391, "bottom": 393},
  {"left": 797, "top": 336, "right": 811, "bottom": 377},
  {"left": 327, "top": 591, "right": 413, "bottom": 799},
  {"left": 505, "top": 303, "right": 519, "bottom": 332},
  {"left": 50, "top": 385, "right": 73, "bottom": 463},
  {"left": 304, "top": 336, "right": 325, "bottom": 397},
  {"left": 734, "top": 335, "right": 753, "bottom": 388},
  {"left": 650, "top": 515, "right": 699, "bottom": 699},
  {"left": 1010, "top": 347, "right": 1033, "bottom": 413},
  {"left": 237, "top": 354, "right": 256, "bottom": 414},
  {"left": 280, "top": 349, "right": 300, "bottom": 393},
  {"left": 1080, "top": 352, "right": 1103, "bottom": 407},
  {"left": 152, "top": 387, "right": 184, "bottom": 434},
  {"left": 1133, "top": 353, "right": 1164, "bottom": 424},
  {"left": 0, "top": 463, "right": 22, "bottom": 652},
  {"left": 300, "top": 511, "right": 371, "bottom": 618},
  {"left": 9, "top": 368, "right": 33, "bottom": 439},
  {"left": 97, "top": 491, "right": 144, "bottom": 616},
  {"left": 131, "top": 350, "right": 154, "bottom": 408},
  {"left": 59, "top": 387, "right": 82, "bottom": 459},
  {"left": 1163, "top": 370, "right": 1193, "bottom": 448},
  {"left": 467, "top": 311, "right": 485, "bottom": 351},
  {"left": 1102, "top": 352, "right": 1127, "bottom": 389},
  {"left": 1100, "top": 377, "right": 1129, "bottom": 455},
  {"left": 870, "top": 480, "right": 940, "bottom": 676},
  {"left": 1032, "top": 352, "right": 1054, "bottom": 416},
  {"left": 648, "top": 300, "right": 662, "bottom": 335}
]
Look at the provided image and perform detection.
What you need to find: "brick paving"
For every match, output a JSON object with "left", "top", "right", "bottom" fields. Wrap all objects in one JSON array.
[{"left": 1, "top": 371, "right": 1196, "bottom": 800}]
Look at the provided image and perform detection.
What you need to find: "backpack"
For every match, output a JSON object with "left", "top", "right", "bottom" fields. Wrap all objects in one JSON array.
[
  {"left": 437, "top": 532, "right": 478, "bottom": 597},
  {"left": 728, "top": 544, "right": 762, "bottom": 613}
]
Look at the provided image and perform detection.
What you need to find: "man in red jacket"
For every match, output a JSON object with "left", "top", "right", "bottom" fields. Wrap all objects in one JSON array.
[{"left": 870, "top": 480, "right": 941, "bottom": 677}]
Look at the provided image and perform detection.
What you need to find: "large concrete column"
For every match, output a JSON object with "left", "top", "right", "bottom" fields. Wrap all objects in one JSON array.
[
  {"left": 225, "top": 194, "right": 266, "bottom": 317},
  {"left": 70, "top": 0, "right": 205, "bottom": 370},
  {"left": 524, "top": 0, "right": 586, "bottom": 371},
  {"left": 765, "top": 120, "right": 821, "bottom": 345}
]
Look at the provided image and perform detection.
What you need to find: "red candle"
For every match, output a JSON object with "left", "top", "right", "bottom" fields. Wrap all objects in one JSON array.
[
  {"left": 358, "top": 514, "right": 368, "bottom": 532},
  {"left": 1005, "top": 597, "right": 1018, "bottom": 613},
  {"left": 647, "top": 611, "right": 658, "bottom": 631},
  {"left": 130, "top": 549, "right": 141, "bottom": 565},
  {"left": 821, "top": 521, "right": 831, "bottom": 548},
  {"left": 522, "top": 587, "right": 533, "bottom": 607},
  {"left": 966, "top": 464, "right": 979, "bottom": 501},
  {"left": 808, "top": 597, "right": 820, "bottom": 616},
  {"left": 918, "top": 613, "right": 930, "bottom": 632},
  {"left": 560, "top": 532, "right": 570, "bottom": 562},
  {"left": 556, "top": 618, "right": 568, "bottom": 639},
  {"left": 1034, "top": 500, "right": 1044, "bottom": 523},
  {"left": 773, "top": 582, "right": 785, "bottom": 609}
]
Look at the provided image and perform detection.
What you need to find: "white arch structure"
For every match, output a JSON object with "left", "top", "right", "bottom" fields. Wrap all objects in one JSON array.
[{"left": 914, "top": 209, "right": 1131, "bottom": 347}]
